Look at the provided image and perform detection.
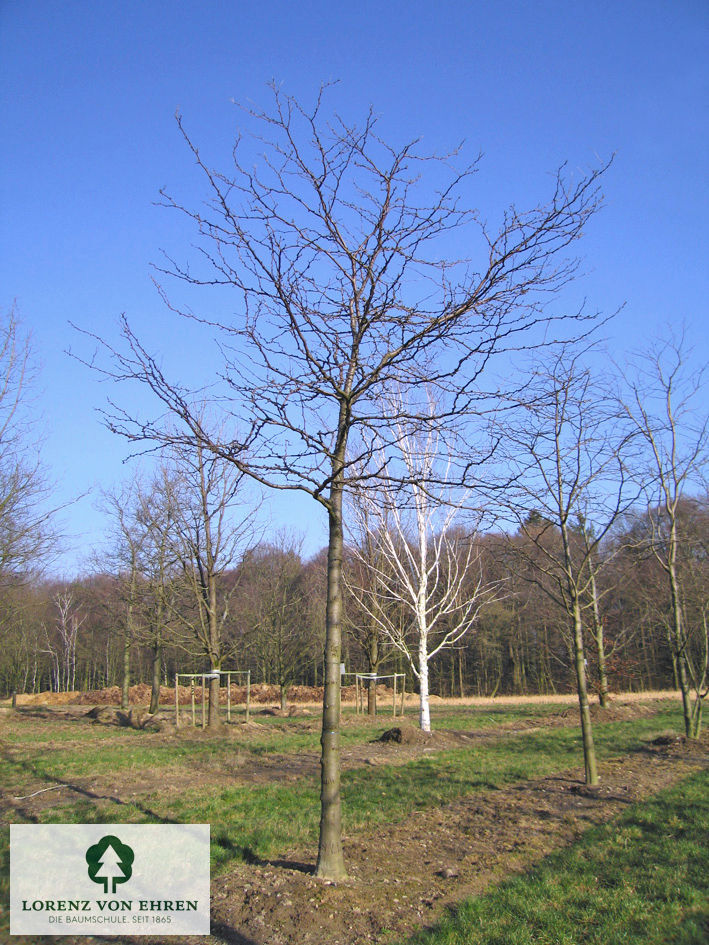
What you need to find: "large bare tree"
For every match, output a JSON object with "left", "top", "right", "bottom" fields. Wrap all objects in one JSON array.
[{"left": 77, "top": 86, "right": 608, "bottom": 878}]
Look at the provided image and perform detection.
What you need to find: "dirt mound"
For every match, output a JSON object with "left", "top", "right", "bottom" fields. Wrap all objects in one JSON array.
[
  {"left": 558, "top": 701, "right": 656, "bottom": 723},
  {"left": 17, "top": 682, "right": 340, "bottom": 708},
  {"left": 378, "top": 724, "right": 432, "bottom": 745},
  {"left": 85, "top": 705, "right": 171, "bottom": 731}
]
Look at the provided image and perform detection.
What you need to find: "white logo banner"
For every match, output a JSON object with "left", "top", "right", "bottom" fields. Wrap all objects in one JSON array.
[{"left": 10, "top": 824, "right": 210, "bottom": 936}]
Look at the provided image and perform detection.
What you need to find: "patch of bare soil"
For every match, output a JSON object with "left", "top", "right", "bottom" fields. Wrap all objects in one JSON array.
[
  {"left": 2, "top": 703, "right": 705, "bottom": 945},
  {"left": 206, "top": 735, "right": 709, "bottom": 945}
]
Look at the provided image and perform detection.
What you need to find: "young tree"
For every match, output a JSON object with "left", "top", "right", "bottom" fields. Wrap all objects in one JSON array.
[
  {"left": 0, "top": 306, "right": 57, "bottom": 585},
  {"left": 167, "top": 441, "right": 258, "bottom": 728},
  {"left": 348, "top": 414, "right": 497, "bottom": 732},
  {"left": 500, "top": 349, "right": 635, "bottom": 784},
  {"left": 240, "top": 533, "right": 313, "bottom": 709},
  {"left": 100, "top": 481, "right": 148, "bottom": 709},
  {"left": 78, "top": 86, "right": 609, "bottom": 878},
  {"left": 621, "top": 334, "right": 708, "bottom": 737},
  {"left": 133, "top": 467, "right": 182, "bottom": 714},
  {"left": 343, "top": 516, "right": 401, "bottom": 716}
]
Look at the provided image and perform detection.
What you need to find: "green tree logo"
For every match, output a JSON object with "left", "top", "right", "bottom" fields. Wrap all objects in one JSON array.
[{"left": 86, "top": 835, "right": 134, "bottom": 893}]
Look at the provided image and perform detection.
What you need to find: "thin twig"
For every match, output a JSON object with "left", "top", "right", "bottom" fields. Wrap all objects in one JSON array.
[{"left": 13, "top": 785, "right": 64, "bottom": 800}]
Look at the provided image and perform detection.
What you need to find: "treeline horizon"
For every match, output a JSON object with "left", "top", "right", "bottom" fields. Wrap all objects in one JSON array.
[{"left": 2, "top": 491, "right": 705, "bottom": 703}]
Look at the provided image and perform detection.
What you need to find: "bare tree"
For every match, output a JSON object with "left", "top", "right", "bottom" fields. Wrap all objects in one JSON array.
[
  {"left": 348, "top": 412, "right": 497, "bottom": 732},
  {"left": 133, "top": 466, "right": 182, "bottom": 714},
  {"left": 100, "top": 481, "right": 147, "bottom": 709},
  {"left": 343, "top": 513, "right": 401, "bottom": 716},
  {"left": 76, "top": 86, "right": 609, "bottom": 878},
  {"left": 621, "top": 334, "right": 708, "bottom": 737},
  {"left": 167, "top": 440, "right": 258, "bottom": 728},
  {"left": 240, "top": 532, "right": 313, "bottom": 710},
  {"left": 0, "top": 306, "right": 57, "bottom": 585},
  {"left": 500, "top": 349, "right": 635, "bottom": 784}
]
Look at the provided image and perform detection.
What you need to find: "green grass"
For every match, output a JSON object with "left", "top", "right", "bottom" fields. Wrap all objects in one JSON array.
[
  {"left": 152, "top": 703, "right": 686, "bottom": 868},
  {"left": 398, "top": 768, "right": 709, "bottom": 945},
  {"left": 0, "top": 700, "right": 575, "bottom": 788},
  {"left": 0, "top": 701, "right": 686, "bottom": 874},
  {"left": 0, "top": 699, "right": 699, "bottom": 943}
]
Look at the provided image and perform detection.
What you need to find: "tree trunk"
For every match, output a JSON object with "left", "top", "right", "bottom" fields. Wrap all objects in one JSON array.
[
  {"left": 668, "top": 550, "right": 693, "bottom": 737},
  {"left": 315, "top": 474, "right": 347, "bottom": 881},
  {"left": 367, "top": 679, "right": 377, "bottom": 716},
  {"left": 121, "top": 628, "right": 131, "bottom": 710},
  {"left": 280, "top": 684, "right": 288, "bottom": 710},
  {"left": 589, "top": 569, "right": 610, "bottom": 707},
  {"left": 150, "top": 644, "right": 161, "bottom": 715},
  {"left": 572, "top": 597, "right": 598, "bottom": 785},
  {"left": 207, "top": 575, "right": 222, "bottom": 730}
]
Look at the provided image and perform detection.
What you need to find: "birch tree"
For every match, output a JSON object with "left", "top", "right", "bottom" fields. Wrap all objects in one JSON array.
[
  {"left": 348, "top": 417, "right": 496, "bottom": 732},
  {"left": 76, "top": 85, "right": 609, "bottom": 878}
]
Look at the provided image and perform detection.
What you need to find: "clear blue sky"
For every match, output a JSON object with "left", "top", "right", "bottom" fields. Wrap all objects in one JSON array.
[{"left": 1, "top": 0, "right": 707, "bottom": 578}]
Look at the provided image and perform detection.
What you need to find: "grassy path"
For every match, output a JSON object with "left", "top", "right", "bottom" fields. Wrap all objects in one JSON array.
[{"left": 400, "top": 768, "right": 708, "bottom": 945}]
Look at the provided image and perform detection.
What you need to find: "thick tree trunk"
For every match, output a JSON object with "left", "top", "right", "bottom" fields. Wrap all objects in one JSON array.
[
  {"left": 280, "top": 684, "right": 288, "bottom": 710},
  {"left": 315, "top": 477, "right": 347, "bottom": 881},
  {"left": 572, "top": 597, "right": 598, "bottom": 785}
]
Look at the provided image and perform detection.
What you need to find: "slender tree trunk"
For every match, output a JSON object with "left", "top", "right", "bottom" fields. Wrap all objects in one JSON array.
[
  {"left": 280, "top": 683, "right": 288, "bottom": 710},
  {"left": 150, "top": 642, "right": 161, "bottom": 714},
  {"left": 589, "top": 569, "right": 610, "bottom": 707},
  {"left": 367, "top": 637, "right": 379, "bottom": 716},
  {"left": 572, "top": 596, "right": 598, "bottom": 785},
  {"left": 315, "top": 472, "right": 347, "bottom": 881},
  {"left": 416, "top": 503, "right": 431, "bottom": 732},
  {"left": 367, "top": 679, "right": 377, "bottom": 716},
  {"left": 668, "top": 552, "right": 693, "bottom": 737},
  {"left": 207, "top": 575, "right": 222, "bottom": 729},
  {"left": 419, "top": 652, "right": 431, "bottom": 732}
]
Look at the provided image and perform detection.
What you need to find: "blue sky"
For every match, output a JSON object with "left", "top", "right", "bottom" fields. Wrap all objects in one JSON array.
[{"left": 1, "top": 0, "right": 707, "bottom": 577}]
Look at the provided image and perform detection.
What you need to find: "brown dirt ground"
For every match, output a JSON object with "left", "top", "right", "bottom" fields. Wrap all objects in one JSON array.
[{"left": 2, "top": 694, "right": 705, "bottom": 945}]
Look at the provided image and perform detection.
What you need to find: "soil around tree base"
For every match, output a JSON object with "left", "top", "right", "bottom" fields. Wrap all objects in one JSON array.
[{"left": 204, "top": 736, "right": 708, "bottom": 945}]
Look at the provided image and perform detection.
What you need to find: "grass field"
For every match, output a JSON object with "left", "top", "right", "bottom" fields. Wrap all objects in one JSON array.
[{"left": 1, "top": 696, "right": 707, "bottom": 944}]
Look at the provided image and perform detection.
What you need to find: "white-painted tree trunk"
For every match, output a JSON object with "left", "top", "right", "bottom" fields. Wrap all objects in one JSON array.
[{"left": 418, "top": 637, "right": 431, "bottom": 732}]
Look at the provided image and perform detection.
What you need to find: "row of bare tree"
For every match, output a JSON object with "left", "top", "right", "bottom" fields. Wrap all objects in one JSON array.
[
  {"left": 3, "top": 86, "right": 706, "bottom": 879},
  {"left": 2, "top": 481, "right": 706, "bottom": 726}
]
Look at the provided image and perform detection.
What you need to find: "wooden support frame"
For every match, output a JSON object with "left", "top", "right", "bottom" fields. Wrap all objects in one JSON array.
[
  {"left": 174, "top": 670, "right": 251, "bottom": 727},
  {"left": 352, "top": 673, "right": 406, "bottom": 717}
]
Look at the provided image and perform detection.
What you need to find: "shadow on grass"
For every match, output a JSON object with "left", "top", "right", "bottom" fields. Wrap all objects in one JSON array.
[
  {"left": 0, "top": 743, "right": 179, "bottom": 826},
  {"left": 212, "top": 831, "right": 313, "bottom": 875}
]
